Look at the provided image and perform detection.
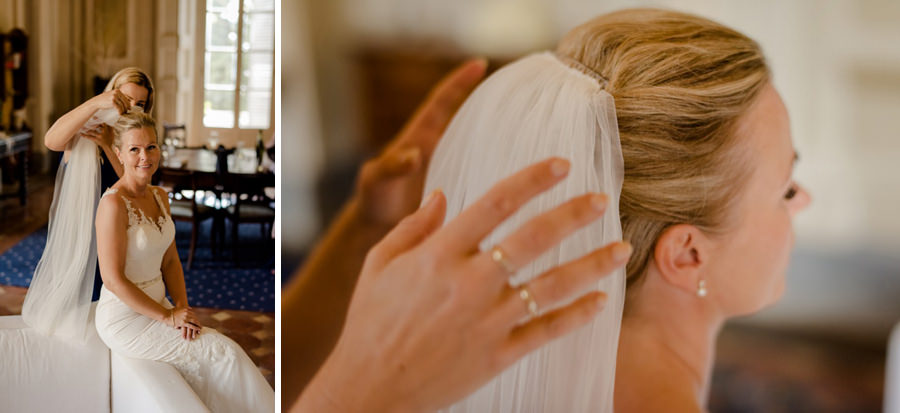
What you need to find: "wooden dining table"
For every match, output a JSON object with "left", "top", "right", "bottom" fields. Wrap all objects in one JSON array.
[{"left": 156, "top": 146, "right": 274, "bottom": 256}]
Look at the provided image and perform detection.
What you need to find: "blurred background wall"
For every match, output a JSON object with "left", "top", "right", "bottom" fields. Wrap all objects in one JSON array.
[{"left": 283, "top": 0, "right": 900, "bottom": 386}]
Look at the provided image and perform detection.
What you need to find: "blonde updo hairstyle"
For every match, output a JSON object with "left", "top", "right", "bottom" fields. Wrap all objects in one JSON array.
[
  {"left": 104, "top": 67, "right": 155, "bottom": 113},
  {"left": 555, "top": 9, "right": 770, "bottom": 292},
  {"left": 112, "top": 110, "right": 158, "bottom": 149}
]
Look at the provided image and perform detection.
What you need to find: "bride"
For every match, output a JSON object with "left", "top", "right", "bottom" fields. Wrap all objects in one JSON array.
[
  {"left": 424, "top": 8, "right": 810, "bottom": 412},
  {"left": 93, "top": 110, "right": 274, "bottom": 412}
]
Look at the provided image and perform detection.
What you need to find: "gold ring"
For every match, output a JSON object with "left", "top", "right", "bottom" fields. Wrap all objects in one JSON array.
[
  {"left": 490, "top": 245, "right": 516, "bottom": 274},
  {"left": 518, "top": 286, "right": 540, "bottom": 318}
]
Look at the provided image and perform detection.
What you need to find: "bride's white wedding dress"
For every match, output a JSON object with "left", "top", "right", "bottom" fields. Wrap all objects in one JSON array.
[{"left": 94, "top": 187, "right": 274, "bottom": 413}]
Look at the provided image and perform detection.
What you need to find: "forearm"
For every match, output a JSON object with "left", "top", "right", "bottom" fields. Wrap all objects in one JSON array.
[
  {"left": 105, "top": 276, "right": 173, "bottom": 323},
  {"left": 282, "top": 197, "right": 393, "bottom": 403},
  {"left": 162, "top": 259, "right": 189, "bottom": 307},
  {"left": 45, "top": 101, "right": 99, "bottom": 151},
  {"left": 100, "top": 143, "right": 124, "bottom": 177}
]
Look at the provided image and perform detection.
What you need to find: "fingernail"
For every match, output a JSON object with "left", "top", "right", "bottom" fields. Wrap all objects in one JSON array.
[
  {"left": 612, "top": 242, "right": 633, "bottom": 262},
  {"left": 472, "top": 57, "right": 488, "bottom": 70},
  {"left": 590, "top": 193, "right": 607, "bottom": 211},
  {"left": 550, "top": 159, "right": 570, "bottom": 177},
  {"left": 422, "top": 189, "right": 442, "bottom": 207}
]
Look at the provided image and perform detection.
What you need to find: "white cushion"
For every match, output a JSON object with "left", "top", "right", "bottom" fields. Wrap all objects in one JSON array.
[
  {"left": 0, "top": 314, "right": 110, "bottom": 412},
  {"left": 1, "top": 307, "right": 209, "bottom": 412},
  {"left": 111, "top": 352, "right": 209, "bottom": 413}
]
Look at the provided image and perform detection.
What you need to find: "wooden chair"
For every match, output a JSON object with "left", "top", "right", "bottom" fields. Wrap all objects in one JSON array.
[
  {"left": 155, "top": 169, "right": 214, "bottom": 269},
  {"left": 223, "top": 172, "right": 275, "bottom": 266}
]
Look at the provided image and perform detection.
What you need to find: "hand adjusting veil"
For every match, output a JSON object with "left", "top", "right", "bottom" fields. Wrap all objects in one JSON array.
[
  {"left": 22, "top": 121, "right": 106, "bottom": 341},
  {"left": 424, "top": 52, "right": 624, "bottom": 412}
]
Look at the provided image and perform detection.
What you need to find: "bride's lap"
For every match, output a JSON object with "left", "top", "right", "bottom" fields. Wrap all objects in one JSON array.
[{"left": 95, "top": 294, "right": 242, "bottom": 365}]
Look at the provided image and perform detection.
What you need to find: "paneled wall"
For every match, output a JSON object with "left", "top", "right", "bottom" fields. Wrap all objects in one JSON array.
[{"left": 0, "top": 0, "right": 177, "bottom": 169}]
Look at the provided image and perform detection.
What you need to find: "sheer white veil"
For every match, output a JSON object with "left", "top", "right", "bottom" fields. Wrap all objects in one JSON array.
[
  {"left": 22, "top": 128, "right": 104, "bottom": 341},
  {"left": 424, "top": 52, "right": 624, "bottom": 412}
]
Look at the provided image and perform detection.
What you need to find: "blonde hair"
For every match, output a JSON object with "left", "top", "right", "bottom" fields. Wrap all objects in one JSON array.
[
  {"left": 104, "top": 67, "right": 155, "bottom": 112},
  {"left": 113, "top": 110, "right": 158, "bottom": 148},
  {"left": 556, "top": 9, "right": 770, "bottom": 289}
]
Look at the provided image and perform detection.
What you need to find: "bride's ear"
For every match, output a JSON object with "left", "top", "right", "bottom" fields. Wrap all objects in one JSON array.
[{"left": 652, "top": 224, "right": 710, "bottom": 295}]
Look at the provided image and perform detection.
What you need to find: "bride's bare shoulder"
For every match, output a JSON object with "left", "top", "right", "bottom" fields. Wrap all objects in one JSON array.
[{"left": 97, "top": 189, "right": 128, "bottom": 219}]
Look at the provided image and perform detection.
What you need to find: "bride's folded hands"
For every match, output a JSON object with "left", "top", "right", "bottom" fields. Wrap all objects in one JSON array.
[
  {"left": 293, "top": 157, "right": 632, "bottom": 413},
  {"left": 168, "top": 306, "right": 201, "bottom": 341}
]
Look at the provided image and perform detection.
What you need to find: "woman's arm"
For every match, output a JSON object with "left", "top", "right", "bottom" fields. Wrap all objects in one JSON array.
[
  {"left": 156, "top": 187, "right": 189, "bottom": 308},
  {"left": 47, "top": 90, "right": 130, "bottom": 169},
  {"left": 96, "top": 193, "right": 175, "bottom": 325},
  {"left": 281, "top": 59, "right": 486, "bottom": 402}
]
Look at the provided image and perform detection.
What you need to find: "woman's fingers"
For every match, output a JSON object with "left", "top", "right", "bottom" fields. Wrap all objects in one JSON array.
[
  {"left": 473, "top": 193, "right": 608, "bottom": 279},
  {"left": 433, "top": 158, "right": 571, "bottom": 253},
  {"left": 113, "top": 89, "right": 129, "bottom": 113},
  {"left": 395, "top": 59, "right": 487, "bottom": 156},
  {"left": 366, "top": 190, "right": 447, "bottom": 270},
  {"left": 360, "top": 147, "right": 422, "bottom": 188},
  {"left": 498, "top": 292, "right": 607, "bottom": 367},
  {"left": 494, "top": 241, "right": 631, "bottom": 323}
]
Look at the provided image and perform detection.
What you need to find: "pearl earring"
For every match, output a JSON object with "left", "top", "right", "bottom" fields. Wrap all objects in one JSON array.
[{"left": 696, "top": 279, "right": 708, "bottom": 298}]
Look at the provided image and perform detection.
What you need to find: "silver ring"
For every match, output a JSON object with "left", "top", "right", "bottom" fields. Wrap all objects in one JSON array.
[
  {"left": 490, "top": 245, "right": 516, "bottom": 274},
  {"left": 518, "top": 286, "right": 540, "bottom": 318}
]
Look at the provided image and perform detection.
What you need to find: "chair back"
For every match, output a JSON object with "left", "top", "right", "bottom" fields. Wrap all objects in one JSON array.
[{"left": 156, "top": 168, "right": 196, "bottom": 194}]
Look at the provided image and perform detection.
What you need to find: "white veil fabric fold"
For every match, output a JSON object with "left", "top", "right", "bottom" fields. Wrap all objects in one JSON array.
[
  {"left": 22, "top": 133, "right": 101, "bottom": 342},
  {"left": 424, "top": 52, "right": 625, "bottom": 412}
]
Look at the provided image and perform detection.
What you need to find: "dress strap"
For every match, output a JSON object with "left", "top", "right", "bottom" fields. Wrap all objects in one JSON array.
[
  {"left": 104, "top": 189, "right": 139, "bottom": 227},
  {"left": 151, "top": 187, "right": 169, "bottom": 218}
]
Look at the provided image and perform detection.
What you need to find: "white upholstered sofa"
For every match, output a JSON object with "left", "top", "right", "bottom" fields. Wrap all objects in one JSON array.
[{"left": 0, "top": 306, "right": 208, "bottom": 412}]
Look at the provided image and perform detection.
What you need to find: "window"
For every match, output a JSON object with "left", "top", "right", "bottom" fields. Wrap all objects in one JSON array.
[{"left": 202, "top": 0, "right": 274, "bottom": 129}]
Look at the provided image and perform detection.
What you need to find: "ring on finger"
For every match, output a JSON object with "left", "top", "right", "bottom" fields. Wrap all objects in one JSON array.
[
  {"left": 489, "top": 245, "right": 516, "bottom": 274},
  {"left": 517, "top": 286, "right": 540, "bottom": 318}
]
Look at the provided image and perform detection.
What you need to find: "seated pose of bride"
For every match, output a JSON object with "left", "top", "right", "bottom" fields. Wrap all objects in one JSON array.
[
  {"left": 93, "top": 111, "right": 274, "bottom": 412},
  {"left": 424, "top": 8, "right": 810, "bottom": 412}
]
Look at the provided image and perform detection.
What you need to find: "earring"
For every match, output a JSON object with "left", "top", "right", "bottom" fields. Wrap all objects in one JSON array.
[{"left": 696, "top": 279, "right": 708, "bottom": 298}]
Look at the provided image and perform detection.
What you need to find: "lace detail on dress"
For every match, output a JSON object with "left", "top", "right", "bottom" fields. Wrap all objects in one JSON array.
[{"left": 105, "top": 187, "right": 170, "bottom": 231}]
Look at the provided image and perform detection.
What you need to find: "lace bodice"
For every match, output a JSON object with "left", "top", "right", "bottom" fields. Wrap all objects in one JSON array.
[{"left": 102, "top": 187, "right": 175, "bottom": 286}]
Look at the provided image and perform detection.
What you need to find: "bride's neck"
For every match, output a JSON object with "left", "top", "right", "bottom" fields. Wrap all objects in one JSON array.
[
  {"left": 618, "top": 271, "right": 725, "bottom": 407},
  {"left": 118, "top": 175, "right": 151, "bottom": 197}
]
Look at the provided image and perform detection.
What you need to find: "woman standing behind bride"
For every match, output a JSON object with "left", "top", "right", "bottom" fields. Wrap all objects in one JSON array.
[{"left": 93, "top": 111, "right": 274, "bottom": 412}]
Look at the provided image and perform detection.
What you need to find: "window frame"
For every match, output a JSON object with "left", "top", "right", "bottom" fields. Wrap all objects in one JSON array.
[{"left": 190, "top": 0, "right": 275, "bottom": 147}]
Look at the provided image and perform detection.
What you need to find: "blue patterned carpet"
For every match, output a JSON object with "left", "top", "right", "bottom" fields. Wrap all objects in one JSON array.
[{"left": 0, "top": 219, "right": 274, "bottom": 312}]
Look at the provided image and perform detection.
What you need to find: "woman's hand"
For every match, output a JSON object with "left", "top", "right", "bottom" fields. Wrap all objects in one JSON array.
[
  {"left": 170, "top": 306, "right": 202, "bottom": 341},
  {"left": 295, "top": 158, "right": 632, "bottom": 412},
  {"left": 81, "top": 124, "right": 114, "bottom": 149},
  {"left": 88, "top": 88, "right": 130, "bottom": 115},
  {"left": 356, "top": 58, "right": 487, "bottom": 227}
]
